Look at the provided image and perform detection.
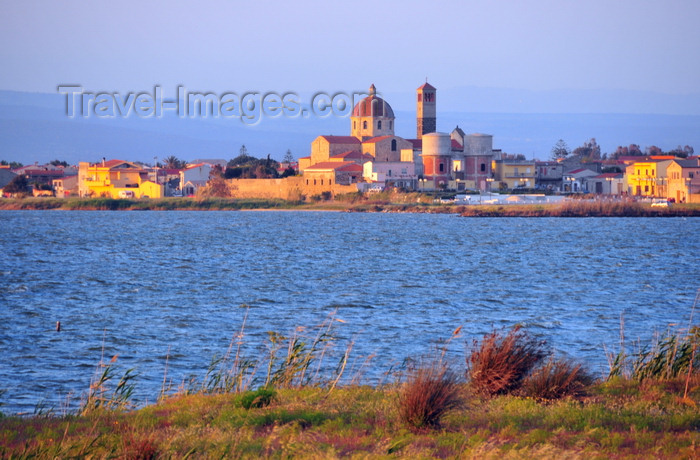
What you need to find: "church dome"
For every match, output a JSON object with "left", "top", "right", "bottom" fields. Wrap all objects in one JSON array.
[{"left": 351, "top": 84, "right": 395, "bottom": 118}]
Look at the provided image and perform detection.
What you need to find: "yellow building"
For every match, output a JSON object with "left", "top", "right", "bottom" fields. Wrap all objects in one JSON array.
[
  {"left": 667, "top": 159, "right": 700, "bottom": 203},
  {"left": 78, "top": 160, "right": 163, "bottom": 198},
  {"left": 625, "top": 159, "right": 673, "bottom": 197},
  {"left": 492, "top": 159, "right": 536, "bottom": 189}
]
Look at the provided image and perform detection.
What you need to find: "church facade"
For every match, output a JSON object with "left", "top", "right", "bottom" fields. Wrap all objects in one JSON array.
[{"left": 299, "top": 82, "right": 498, "bottom": 191}]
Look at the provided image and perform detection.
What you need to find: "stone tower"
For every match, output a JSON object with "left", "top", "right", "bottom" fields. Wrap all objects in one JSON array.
[{"left": 416, "top": 81, "right": 436, "bottom": 139}]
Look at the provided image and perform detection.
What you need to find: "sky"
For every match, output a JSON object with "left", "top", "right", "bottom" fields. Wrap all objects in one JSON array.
[{"left": 2, "top": 0, "right": 699, "bottom": 103}]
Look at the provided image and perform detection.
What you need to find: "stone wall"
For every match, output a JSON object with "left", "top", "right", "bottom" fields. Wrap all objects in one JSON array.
[{"left": 224, "top": 177, "right": 358, "bottom": 200}]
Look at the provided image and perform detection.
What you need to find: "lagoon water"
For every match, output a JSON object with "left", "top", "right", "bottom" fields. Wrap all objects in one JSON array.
[{"left": 0, "top": 211, "right": 698, "bottom": 414}]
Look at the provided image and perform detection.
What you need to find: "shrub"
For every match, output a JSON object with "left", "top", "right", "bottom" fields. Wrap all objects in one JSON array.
[
  {"left": 241, "top": 388, "right": 276, "bottom": 409},
  {"left": 467, "top": 327, "right": 546, "bottom": 396},
  {"left": 397, "top": 358, "right": 463, "bottom": 430},
  {"left": 521, "top": 358, "right": 593, "bottom": 400}
]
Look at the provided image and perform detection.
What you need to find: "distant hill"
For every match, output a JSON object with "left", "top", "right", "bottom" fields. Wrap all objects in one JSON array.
[{"left": 1, "top": 90, "right": 699, "bottom": 165}]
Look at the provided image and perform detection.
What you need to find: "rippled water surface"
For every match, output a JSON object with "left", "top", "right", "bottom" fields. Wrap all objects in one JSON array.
[{"left": 0, "top": 211, "right": 698, "bottom": 413}]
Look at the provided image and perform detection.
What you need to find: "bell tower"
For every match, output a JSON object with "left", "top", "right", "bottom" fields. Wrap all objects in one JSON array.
[{"left": 416, "top": 81, "right": 436, "bottom": 139}]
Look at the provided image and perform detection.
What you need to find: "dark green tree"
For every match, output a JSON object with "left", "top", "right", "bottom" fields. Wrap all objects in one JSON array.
[
  {"left": 3, "top": 174, "right": 29, "bottom": 195},
  {"left": 551, "top": 139, "right": 570, "bottom": 160},
  {"left": 1, "top": 160, "right": 24, "bottom": 169},
  {"left": 572, "top": 138, "right": 601, "bottom": 162},
  {"left": 162, "top": 155, "right": 186, "bottom": 169}
]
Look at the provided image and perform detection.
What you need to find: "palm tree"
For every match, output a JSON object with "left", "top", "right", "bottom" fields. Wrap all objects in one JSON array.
[{"left": 162, "top": 155, "right": 185, "bottom": 169}]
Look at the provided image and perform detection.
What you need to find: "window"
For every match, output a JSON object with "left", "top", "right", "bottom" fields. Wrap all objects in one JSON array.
[
  {"left": 353, "top": 121, "right": 356, "bottom": 129},
  {"left": 306, "top": 179, "right": 309, "bottom": 185},
  {"left": 391, "top": 139, "right": 397, "bottom": 151},
  {"left": 439, "top": 163, "right": 444, "bottom": 173},
  {"left": 389, "top": 121, "right": 393, "bottom": 130},
  {"left": 387, "top": 170, "right": 392, "bottom": 177},
  {"left": 480, "top": 163, "right": 486, "bottom": 172},
  {"left": 329, "top": 179, "right": 332, "bottom": 185},
  {"left": 321, "top": 179, "right": 323, "bottom": 185},
  {"left": 314, "top": 179, "right": 316, "bottom": 185},
  {"left": 363, "top": 121, "right": 367, "bottom": 129},
  {"left": 378, "top": 120, "right": 382, "bottom": 129}
]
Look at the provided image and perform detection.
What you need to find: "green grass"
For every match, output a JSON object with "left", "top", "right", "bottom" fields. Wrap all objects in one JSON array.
[{"left": 1, "top": 381, "right": 698, "bottom": 458}]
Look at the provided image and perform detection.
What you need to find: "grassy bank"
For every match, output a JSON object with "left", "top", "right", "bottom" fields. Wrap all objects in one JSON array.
[
  {"left": 1, "top": 322, "right": 698, "bottom": 458},
  {"left": 2, "top": 196, "right": 700, "bottom": 216}
]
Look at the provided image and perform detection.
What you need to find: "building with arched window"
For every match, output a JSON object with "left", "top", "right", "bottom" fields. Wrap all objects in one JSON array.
[{"left": 299, "top": 82, "right": 499, "bottom": 191}]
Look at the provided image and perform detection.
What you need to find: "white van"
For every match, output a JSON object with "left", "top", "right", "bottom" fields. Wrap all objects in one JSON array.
[{"left": 118, "top": 190, "right": 135, "bottom": 199}]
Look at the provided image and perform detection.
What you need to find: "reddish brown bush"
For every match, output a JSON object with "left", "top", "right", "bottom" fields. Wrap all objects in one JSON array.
[
  {"left": 397, "top": 359, "right": 463, "bottom": 430},
  {"left": 521, "top": 357, "right": 593, "bottom": 400},
  {"left": 467, "top": 327, "right": 546, "bottom": 396}
]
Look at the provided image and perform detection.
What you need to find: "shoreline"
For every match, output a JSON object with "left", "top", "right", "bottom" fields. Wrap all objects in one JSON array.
[{"left": 1, "top": 197, "right": 700, "bottom": 217}]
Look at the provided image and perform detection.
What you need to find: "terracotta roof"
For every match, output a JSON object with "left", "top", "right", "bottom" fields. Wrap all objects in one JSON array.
[
  {"left": 363, "top": 135, "right": 393, "bottom": 144},
  {"left": 330, "top": 150, "right": 371, "bottom": 160},
  {"left": 319, "top": 135, "right": 361, "bottom": 144},
  {"left": 418, "top": 82, "right": 436, "bottom": 91},
  {"left": 101, "top": 159, "right": 127, "bottom": 168},
  {"left": 305, "top": 162, "right": 362, "bottom": 172},
  {"left": 567, "top": 168, "right": 587, "bottom": 174},
  {"left": 351, "top": 86, "right": 395, "bottom": 118},
  {"left": 185, "top": 163, "right": 207, "bottom": 170},
  {"left": 407, "top": 139, "right": 422, "bottom": 149}
]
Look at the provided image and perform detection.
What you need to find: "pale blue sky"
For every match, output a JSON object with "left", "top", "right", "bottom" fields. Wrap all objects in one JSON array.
[{"left": 1, "top": 0, "right": 699, "bottom": 109}]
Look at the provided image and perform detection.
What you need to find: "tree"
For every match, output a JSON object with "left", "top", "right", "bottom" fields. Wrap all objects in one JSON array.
[
  {"left": 3, "top": 174, "right": 29, "bottom": 196},
  {"left": 1, "top": 160, "right": 23, "bottom": 169},
  {"left": 162, "top": 155, "right": 186, "bottom": 169},
  {"left": 551, "top": 139, "right": 570, "bottom": 160},
  {"left": 572, "top": 138, "right": 601, "bottom": 162},
  {"left": 50, "top": 159, "right": 69, "bottom": 167},
  {"left": 645, "top": 145, "right": 663, "bottom": 156},
  {"left": 283, "top": 149, "right": 294, "bottom": 164},
  {"left": 667, "top": 145, "right": 694, "bottom": 158}
]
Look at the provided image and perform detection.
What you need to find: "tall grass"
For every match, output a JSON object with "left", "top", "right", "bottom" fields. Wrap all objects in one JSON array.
[
  {"left": 80, "top": 355, "right": 137, "bottom": 415},
  {"left": 396, "top": 356, "right": 463, "bottom": 430},
  {"left": 520, "top": 357, "right": 593, "bottom": 400},
  {"left": 466, "top": 326, "right": 547, "bottom": 396}
]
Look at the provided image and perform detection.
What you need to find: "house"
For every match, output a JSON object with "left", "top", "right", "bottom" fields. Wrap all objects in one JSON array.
[
  {"left": 52, "top": 174, "right": 79, "bottom": 197},
  {"left": 363, "top": 160, "right": 416, "bottom": 189},
  {"left": 180, "top": 163, "right": 212, "bottom": 196},
  {"left": 624, "top": 159, "right": 672, "bottom": 197},
  {"left": 587, "top": 172, "right": 625, "bottom": 195},
  {"left": 535, "top": 161, "right": 564, "bottom": 191},
  {"left": 492, "top": 159, "right": 537, "bottom": 190},
  {"left": 78, "top": 160, "right": 163, "bottom": 198},
  {"left": 562, "top": 168, "right": 598, "bottom": 193},
  {"left": 667, "top": 158, "right": 700, "bottom": 203}
]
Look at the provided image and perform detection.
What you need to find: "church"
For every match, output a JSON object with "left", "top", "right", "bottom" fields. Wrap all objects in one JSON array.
[{"left": 298, "top": 82, "right": 497, "bottom": 191}]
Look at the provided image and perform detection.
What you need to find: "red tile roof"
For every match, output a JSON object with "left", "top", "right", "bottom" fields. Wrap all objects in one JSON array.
[
  {"left": 320, "top": 135, "right": 361, "bottom": 144},
  {"left": 407, "top": 139, "right": 422, "bottom": 149},
  {"left": 305, "top": 162, "right": 362, "bottom": 172},
  {"left": 418, "top": 82, "right": 436, "bottom": 91},
  {"left": 330, "top": 150, "right": 372, "bottom": 160},
  {"left": 351, "top": 95, "right": 395, "bottom": 118},
  {"left": 363, "top": 135, "right": 393, "bottom": 144}
]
